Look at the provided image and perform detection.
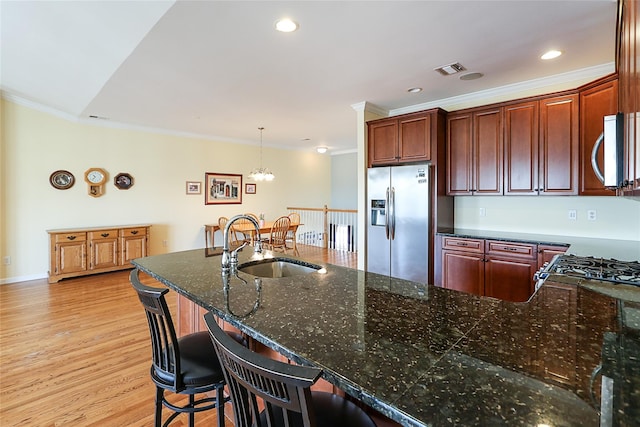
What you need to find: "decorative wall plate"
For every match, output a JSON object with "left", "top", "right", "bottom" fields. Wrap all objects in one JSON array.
[
  {"left": 49, "top": 170, "right": 75, "bottom": 190},
  {"left": 114, "top": 173, "right": 134, "bottom": 190}
]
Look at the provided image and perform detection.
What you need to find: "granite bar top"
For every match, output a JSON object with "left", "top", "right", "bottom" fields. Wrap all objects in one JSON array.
[
  {"left": 132, "top": 248, "right": 639, "bottom": 426},
  {"left": 437, "top": 228, "right": 640, "bottom": 261}
]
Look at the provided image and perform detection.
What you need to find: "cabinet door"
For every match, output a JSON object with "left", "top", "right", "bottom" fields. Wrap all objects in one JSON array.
[
  {"left": 89, "top": 230, "right": 118, "bottom": 270},
  {"left": 442, "top": 249, "right": 484, "bottom": 296},
  {"left": 504, "top": 101, "right": 539, "bottom": 195},
  {"left": 368, "top": 119, "right": 398, "bottom": 166},
  {"left": 398, "top": 112, "right": 431, "bottom": 163},
  {"left": 484, "top": 256, "right": 537, "bottom": 302},
  {"left": 120, "top": 227, "right": 148, "bottom": 265},
  {"left": 539, "top": 94, "right": 579, "bottom": 195},
  {"left": 473, "top": 108, "right": 503, "bottom": 194},
  {"left": 56, "top": 241, "right": 87, "bottom": 275},
  {"left": 121, "top": 235, "right": 147, "bottom": 265},
  {"left": 537, "top": 244, "right": 567, "bottom": 268},
  {"left": 446, "top": 113, "right": 473, "bottom": 194},
  {"left": 579, "top": 77, "right": 618, "bottom": 195}
]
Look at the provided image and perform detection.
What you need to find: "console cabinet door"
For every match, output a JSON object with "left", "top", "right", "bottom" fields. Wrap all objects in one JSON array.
[
  {"left": 120, "top": 227, "right": 148, "bottom": 265},
  {"left": 442, "top": 250, "right": 485, "bottom": 296},
  {"left": 88, "top": 230, "right": 118, "bottom": 270},
  {"left": 539, "top": 94, "right": 579, "bottom": 195},
  {"left": 579, "top": 76, "right": 618, "bottom": 195},
  {"left": 56, "top": 241, "right": 87, "bottom": 275}
]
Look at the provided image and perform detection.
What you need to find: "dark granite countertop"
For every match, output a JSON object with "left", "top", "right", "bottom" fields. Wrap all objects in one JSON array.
[
  {"left": 132, "top": 249, "right": 639, "bottom": 426},
  {"left": 437, "top": 228, "right": 640, "bottom": 262}
]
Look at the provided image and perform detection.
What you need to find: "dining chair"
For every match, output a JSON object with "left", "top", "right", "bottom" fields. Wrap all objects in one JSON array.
[
  {"left": 234, "top": 216, "right": 256, "bottom": 244},
  {"left": 204, "top": 312, "right": 377, "bottom": 427},
  {"left": 286, "top": 212, "right": 301, "bottom": 256},
  {"left": 218, "top": 216, "right": 242, "bottom": 245},
  {"left": 130, "top": 269, "right": 228, "bottom": 427},
  {"left": 264, "top": 216, "right": 291, "bottom": 253}
]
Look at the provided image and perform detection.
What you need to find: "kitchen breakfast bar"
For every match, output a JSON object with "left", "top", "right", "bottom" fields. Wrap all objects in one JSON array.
[{"left": 132, "top": 248, "right": 639, "bottom": 426}]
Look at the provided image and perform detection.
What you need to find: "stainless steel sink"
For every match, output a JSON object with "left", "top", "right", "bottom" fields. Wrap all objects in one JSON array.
[{"left": 238, "top": 258, "right": 323, "bottom": 278}]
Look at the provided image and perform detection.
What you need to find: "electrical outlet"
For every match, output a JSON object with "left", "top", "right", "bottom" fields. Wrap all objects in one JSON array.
[
  {"left": 3, "top": 256, "right": 10, "bottom": 265},
  {"left": 587, "top": 210, "right": 597, "bottom": 221},
  {"left": 479, "top": 207, "right": 486, "bottom": 217},
  {"left": 568, "top": 209, "right": 577, "bottom": 221}
]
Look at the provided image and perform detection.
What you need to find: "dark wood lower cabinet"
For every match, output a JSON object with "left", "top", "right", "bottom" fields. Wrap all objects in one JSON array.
[
  {"left": 439, "top": 235, "right": 567, "bottom": 302},
  {"left": 484, "top": 256, "right": 537, "bottom": 302},
  {"left": 442, "top": 250, "right": 485, "bottom": 295}
]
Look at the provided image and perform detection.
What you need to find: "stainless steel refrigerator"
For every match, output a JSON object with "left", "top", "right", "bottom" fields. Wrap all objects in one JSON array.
[{"left": 367, "top": 164, "right": 430, "bottom": 283}]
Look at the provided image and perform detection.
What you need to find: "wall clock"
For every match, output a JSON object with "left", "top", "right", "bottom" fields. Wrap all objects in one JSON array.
[
  {"left": 49, "top": 170, "right": 75, "bottom": 190},
  {"left": 84, "top": 167, "right": 108, "bottom": 197},
  {"left": 114, "top": 173, "right": 134, "bottom": 190}
]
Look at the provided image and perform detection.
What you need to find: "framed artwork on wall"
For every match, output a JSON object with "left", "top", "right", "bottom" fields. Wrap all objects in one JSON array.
[
  {"left": 245, "top": 183, "right": 256, "bottom": 194},
  {"left": 186, "top": 181, "right": 201, "bottom": 194},
  {"left": 205, "top": 172, "right": 242, "bottom": 205}
]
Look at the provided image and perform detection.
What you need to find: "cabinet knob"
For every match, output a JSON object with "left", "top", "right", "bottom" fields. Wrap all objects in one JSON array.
[
  {"left": 131, "top": 230, "right": 139, "bottom": 235},
  {"left": 101, "top": 233, "right": 109, "bottom": 238},
  {"left": 66, "top": 235, "right": 76, "bottom": 240}
]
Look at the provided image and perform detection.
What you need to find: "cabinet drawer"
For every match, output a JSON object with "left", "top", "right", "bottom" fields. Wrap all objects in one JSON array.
[
  {"left": 120, "top": 227, "right": 147, "bottom": 238},
  {"left": 54, "top": 232, "right": 87, "bottom": 243},
  {"left": 442, "top": 237, "right": 484, "bottom": 253},
  {"left": 485, "top": 240, "right": 536, "bottom": 259},
  {"left": 88, "top": 229, "right": 118, "bottom": 240}
]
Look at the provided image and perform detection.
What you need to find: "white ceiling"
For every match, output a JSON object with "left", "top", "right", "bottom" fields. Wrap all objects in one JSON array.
[{"left": 0, "top": 1, "right": 618, "bottom": 153}]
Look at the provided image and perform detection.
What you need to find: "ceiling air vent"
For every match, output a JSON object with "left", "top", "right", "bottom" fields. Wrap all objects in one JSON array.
[{"left": 434, "top": 62, "right": 466, "bottom": 76}]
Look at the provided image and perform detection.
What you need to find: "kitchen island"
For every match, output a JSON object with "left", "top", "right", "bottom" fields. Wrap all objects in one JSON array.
[{"left": 132, "top": 248, "right": 638, "bottom": 426}]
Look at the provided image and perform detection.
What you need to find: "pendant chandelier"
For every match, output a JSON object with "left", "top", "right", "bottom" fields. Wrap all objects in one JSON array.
[{"left": 248, "top": 127, "right": 274, "bottom": 181}]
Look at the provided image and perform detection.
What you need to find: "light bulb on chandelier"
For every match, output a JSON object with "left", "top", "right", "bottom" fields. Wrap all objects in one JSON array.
[{"left": 248, "top": 127, "right": 275, "bottom": 181}]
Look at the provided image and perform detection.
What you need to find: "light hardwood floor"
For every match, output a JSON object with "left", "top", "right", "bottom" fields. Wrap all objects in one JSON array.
[{"left": 0, "top": 245, "right": 360, "bottom": 426}]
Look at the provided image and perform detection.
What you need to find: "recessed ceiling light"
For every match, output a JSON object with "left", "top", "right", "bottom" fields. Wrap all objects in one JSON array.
[
  {"left": 275, "top": 18, "right": 298, "bottom": 33},
  {"left": 407, "top": 87, "right": 422, "bottom": 93},
  {"left": 316, "top": 146, "right": 328, "bottom": 154},
  {"left": 541, "top": 50, "right": 562, "bottom": 60},
  {"left": 460, "top": 72, "right": 483, "bottom": 81}
]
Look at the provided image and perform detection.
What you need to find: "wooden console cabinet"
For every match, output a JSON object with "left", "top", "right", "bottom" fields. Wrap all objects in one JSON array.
[{"left": 48, "top": 224, "right": 150, "bottom": 283}]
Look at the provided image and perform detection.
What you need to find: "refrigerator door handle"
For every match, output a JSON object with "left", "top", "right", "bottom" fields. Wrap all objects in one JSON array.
[
  {"left": 385, "top": 187, "right": 390, "bottom": 239},
  {"left": 390, "top": 187, "right": 396, "bottom": 240}
]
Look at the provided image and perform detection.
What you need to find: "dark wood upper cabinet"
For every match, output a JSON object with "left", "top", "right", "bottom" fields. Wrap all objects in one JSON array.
[
  {"left": 579, "top": 75, "right": 618, "bottom": 196},
  {"left": 446, "top": 108, "right": 502, "bottom": 195},
  {"left": 446, "top": 113, "right": 473, "bottom": 194},
  {"left": 539, "top": 94, "right": 579, "bottom": 195},
  {"left": 503, "top": 94, "right": 578, "bottom": 196},
  {"left": 618, "top": 0, "right": 640, "bottom": 194},
  {"left": 504, "top": 101, "right": 539, "bottom": 195},
  {"left": 368, "top": 110, "right": 437, "bottom": 167},
  {"left": 368, "top": 119, "right": 398, "bottom": 166}
]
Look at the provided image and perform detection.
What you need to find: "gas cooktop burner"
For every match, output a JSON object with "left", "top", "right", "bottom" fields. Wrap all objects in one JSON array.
[{"left": 550, "top": 255, "right": 640, "bottom": 286}]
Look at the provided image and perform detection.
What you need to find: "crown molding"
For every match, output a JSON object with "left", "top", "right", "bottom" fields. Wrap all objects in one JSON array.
[{"left": 389, "top": 62, "right": 615, "bottom": 116}]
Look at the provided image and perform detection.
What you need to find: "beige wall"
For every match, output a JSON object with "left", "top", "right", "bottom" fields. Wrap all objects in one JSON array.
[
  {"left": 0, "top": 99, "right": 331, "bottom": 283},
  {"left": 455, "top": 196, "right": 640, "bottom": 241}
]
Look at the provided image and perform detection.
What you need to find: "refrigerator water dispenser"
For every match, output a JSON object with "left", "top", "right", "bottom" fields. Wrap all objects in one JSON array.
[{"left": 371, "top": 200, "right": 386, "bottom": 226}]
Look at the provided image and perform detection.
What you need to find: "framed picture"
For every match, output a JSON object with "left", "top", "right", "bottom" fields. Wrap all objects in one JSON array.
[
  {"left": 245, "top": 183, "right": 257, "bottom": 194},
  {"left": 186, "top": 181, "right": 201, "bottom": 195},
  {"left": 205, "top": 172, "right": 242, "bottom": 205}
]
